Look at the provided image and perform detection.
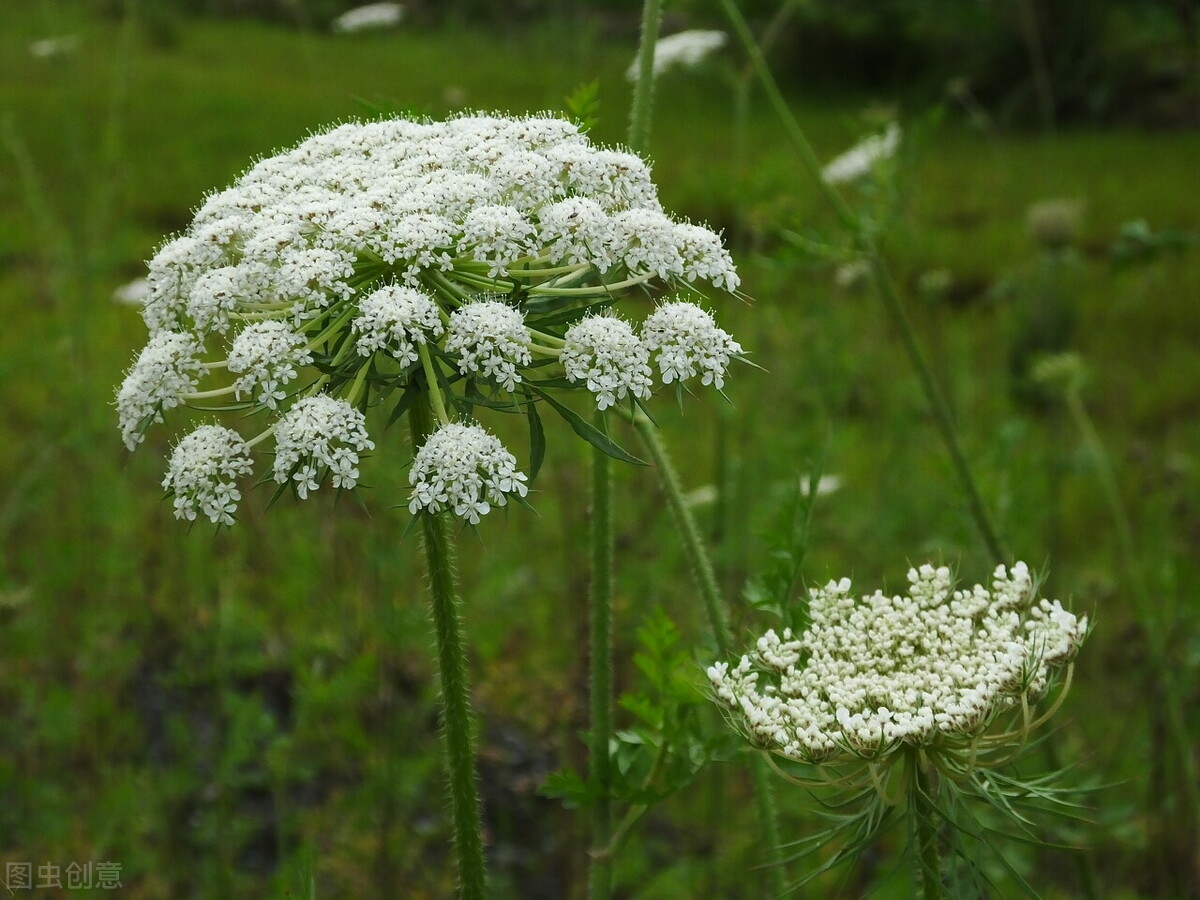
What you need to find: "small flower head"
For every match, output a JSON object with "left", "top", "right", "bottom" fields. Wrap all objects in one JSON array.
[
  {"left": 408, "top": 422, "right": 528, "bottom": 524},
  {"left": 444, "top": 299, "right": 532, "bottom": 392},
  {"left": 822, "top": 122, "right": 901, "bottom": 185},
  {"left": 352, "top": 284, "right": 444, "bottom": 364},
  {"left": 561, "top": 315, "right": 652, "bottom": 410},
  {"left": 272, "top": 395, "right": 375, "bottom": 499},
  {"left": 641, "top": 301, "right": 742, "bottom": 389},
  {"left": 117, "top": 331, "right": 208, "bottom": 450},
  {"left": 228, "top": 321, "right": 314, "bottom": 409},
  {"left": 162, "top": 425, "right": 254, "bottom": 525},
  {"left": 708, "top": 561, "right": 1089, "bottom": 765}
]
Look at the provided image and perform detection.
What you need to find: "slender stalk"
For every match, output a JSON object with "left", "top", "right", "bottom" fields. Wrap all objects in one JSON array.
[
  {"left": 911, "top": 753, "right": 945, "bottom": 900},
  {"left": 627, "top": 0, "right": 664, "bottom": 154},
  {"left": 632, "top": 414, "right": 788, "bottom": 897},
  {"left": 588, "top": 413, "right": 615, "bottom": 900},
  {"left": 719, "top": 0, "right": 1009, "bottom": 565},
  {"left": 410, "top": 399, "right": 486, "bottom": 900}
]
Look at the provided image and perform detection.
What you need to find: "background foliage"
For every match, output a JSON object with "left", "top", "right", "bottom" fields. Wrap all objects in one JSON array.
[{"left": 1, "top": 0, "right": 1198, "bottom": 897}]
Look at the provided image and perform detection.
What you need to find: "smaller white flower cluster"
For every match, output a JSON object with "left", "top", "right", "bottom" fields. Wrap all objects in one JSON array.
[
  {"left": 627, "top": 30, "right": 727, "bottom": 80},
  {"left": 408, "top": 423, "right": 529, "bottom": 524},
  {"left": 117, "top": 332, "right": 208, "bottom": 450},
  {"left": 228, "top": 321, "right": 314, "bottom": 409},
  {"left": 641, "top": 301, "right": 742, "bottom": 390},
  {"left": 162, "top": 425, "right": 254, "bottom": 526},
  {"left": 822, "top": 123, "right": 901, "bottom": 185},
  {"left": 444, "top": 299, "right": 532, "bottom": 393},
  {"left": 709, "top": 562, "right": 1088, "bottom": 764},
  {"left": 272, "top": 395, "right": 375, "bottom": 499},
  {"left": 561, "top": 315, "right": 652, "bottom": 411},
  {"left": 352, "top": 284, "right": 444, "bottom": 365}
]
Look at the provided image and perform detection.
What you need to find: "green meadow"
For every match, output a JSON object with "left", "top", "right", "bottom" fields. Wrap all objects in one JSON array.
[{"left": 2, "top": 2, "right": 1198, "bottom": 897}]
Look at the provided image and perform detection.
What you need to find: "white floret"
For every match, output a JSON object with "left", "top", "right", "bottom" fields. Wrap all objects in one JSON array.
[
  {"left": 272, "top": 395, "right": 375, "bottom": 498},
  {"left": 162, "top": 425, "right": 254, "bottom": 525},
  {"left": 444, "top": 299, "right": 531, "bottom": 392},
  {"left": 641, "top": 301, "right": 742, "bottom": 389},
  {"left": 408, "top": 422, "right": 528, "bottom": 523},
  {"left": 560, "top": 315, "right": 652, "bottom": 410}
]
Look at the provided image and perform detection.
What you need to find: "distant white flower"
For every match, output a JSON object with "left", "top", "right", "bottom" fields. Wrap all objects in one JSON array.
[
  {"left": 561, "top": 315, "right": 652, "bottom": 410},
  {"left": 29, "top": 35, "right": 79, "bottom": 59},
  {"left": 352, "top": 284, "right": 444, "bottom": 364},
  {"left": 444, "top": 300, "right": 531, "bottom": 392},
  {"left": 822, "top": 123, "right": 901, "bottom": 185},
  {"left": 163, "top": 425, "right": 254, "bottom": 525},
  {"left": 331, "top": 2, "right": 404, "bottom": 33},
  {"left": 272, "top": 395, "right": 374, "bottom": 499},
  {"left": 117, "top": 331, "right": 208, "bottom": 450},
  {"left": 709, "top": 562, "right": 1088, "bottom": 764},
  {"left": 227, "top": 321, "right": 314, "bottom": 409},
  {"left": 834, "top": 259, "right": 872, "bottom": 291},
  {"left": 112, "top": 277, "right": 150, "bottom": 305},
  {"left": 627, "top": 30, "right": 727, "bottom": 80},
  {"left": 641, "top": 301, "right": 742, "bottom": 389},
  {"left": 409, "top": 422, "right": 528, "bottom": 523}
]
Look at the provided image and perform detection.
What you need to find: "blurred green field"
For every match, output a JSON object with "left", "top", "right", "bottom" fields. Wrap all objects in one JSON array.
[{"left": 2, "top": 2, "right": 1199, "bottom": 898}]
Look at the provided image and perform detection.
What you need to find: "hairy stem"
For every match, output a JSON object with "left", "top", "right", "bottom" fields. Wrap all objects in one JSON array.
[
  {"left": 627, "top": 0, "right": 663, "bottom": 154},
  {"left": 410, "top": 399, "right": 486, "bottom": 900},
  {"left": 633, "top": 415, "right": 788, "bottom": 896},
  {"left": 588, "top": 413, "right": 615, "bottom": 900},
  {"left": 912, "top": 754, "right": 945, "bottom": 900}
]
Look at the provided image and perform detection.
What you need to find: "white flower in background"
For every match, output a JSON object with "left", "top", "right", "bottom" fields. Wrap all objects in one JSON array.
[
  {"left": 29, "top": 35, "right": 79, "bottom": 59},
  {"left": 561, "top": 315, "right": 653, "bottom": 410},
  {"left": 227, "top": 321, "right": 314, "bottom": 409},
  {"left": 626, "top": 30, "right": 727, "bottom": 80},
  {"left": 709, "top": 562, "right": 1088, "bottom": 764},
  {"left": 444, "top": 299, "right": 532, "bottom": 392},
  {"left": 409, "top": 423, "right": 528, "bottom": 523},
  {"left": 117, "top": 331, "right": 208, "bottom": 450},
  {"left": 352, "top": 284, "right": 444, "bottom": 364},
  {"left": 641, "top": 301, "right": 742, "bottom": 389},
  {"left": 331, "top": 2, "right": 404, "bottom": 33},
  {"left": 112, "top": 277, "right": 150, "bottom": 306},
  {"left": 822, "top": 122, "right": 901, "bottom": 185},
  {"left": 162, "top": 425, "right": 254, "bottom": 525},
  {"left": 272, "top": 396, "right": 374, "bottom": 499}
]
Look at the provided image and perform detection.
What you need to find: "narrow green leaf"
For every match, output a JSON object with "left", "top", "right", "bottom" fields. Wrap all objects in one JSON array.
[
  {"left": 529, "top": 387, "right": 647, "bottom": 465},
  {"left": 526, "top": 394, "right": 546, "bottom": 479}
]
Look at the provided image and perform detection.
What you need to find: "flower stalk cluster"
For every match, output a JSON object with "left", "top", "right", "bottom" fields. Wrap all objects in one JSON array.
[
  {"left": 116, "top": 113, "right": 743, "bottom": 525},
  {"left": 709, "top": 562, "right": 1087, "bottom": 777}
]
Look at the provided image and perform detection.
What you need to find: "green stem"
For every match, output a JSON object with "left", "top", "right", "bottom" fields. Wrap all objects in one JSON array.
[
  {"left": 627, "top": 0, "right": 663, "bottom": 154},
  {"left": 632, "top": 415, "right": 788, "bottom": 896},
  {"left": 410, "top": 399, "right": 486, "bottom": 900},
  {"left": 588, "top": 413, "right": 615, "bottom": 900},
  {"left": 912, "top": 753, "right": 945, "bottom": 900},
  {"left": 719, "top": 0, "right": 1009, "bottom": 565}
]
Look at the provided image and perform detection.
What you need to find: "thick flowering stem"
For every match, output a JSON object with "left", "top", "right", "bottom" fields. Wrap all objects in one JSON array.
[
  {"left": 627, "top": 0, "right": 664, "bottom": 154},
  {"left": 410, "top": 399, "right": 486, "bottom": 900},
  {"left": 912, "top": 753, "right": 945, "bottom": 900},
  {"left": 588, "top": 413, "right": 615, "bottom": 900},
  {"left": 632, "top": 414, "right": 787, "bottom": 896}
]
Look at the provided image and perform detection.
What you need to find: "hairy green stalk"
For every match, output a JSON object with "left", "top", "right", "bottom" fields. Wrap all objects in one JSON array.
[
  {"left": 633, "top": 415, "right": 788, "bottom": 896},
  {"left": 718, "top": 0, "right": 1009, "bottom": 565},
  {"left": 410, "top": 399, "right": 486, "bottom": 900},
  {"left": 627, "top": 0, "right": 663, "bottom": 154},
  {"left": 588, "top": 413, "right": 615, "bottom": 900}
]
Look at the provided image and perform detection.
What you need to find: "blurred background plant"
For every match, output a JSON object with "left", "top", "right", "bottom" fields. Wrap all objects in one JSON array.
[{"left": 2, "top": 0, "right": 1198, "bottom": 897}]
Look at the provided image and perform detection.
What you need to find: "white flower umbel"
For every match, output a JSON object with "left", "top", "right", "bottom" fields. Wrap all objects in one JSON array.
[
  {"left": 117, "top": 331, "right": 208, "bottom": 450},
  {"left": 708, "top": 562, "right": 1088, "bottom": 767},
  {"left": 641, "top": 301, "right": 742, "bottom": 390},
  {"left": 561, "top": 315, "right": 652, "bottom": 410},
  {"left": 272, "top": 395, "right": 375, "bottom": 499},
  {"left": 822, "top": 122, "right": 901, "bottom": 185},
  {"left": 331, "top": 2, "right": 404, "bottom": 33},
  {"left": 444, "top": 299, "right": 532, "bottom": 392},
  {"left": 352, "top": 284, "right": 444, "bottom": 364},
  {"left": 626, "top": 29, "right": 727, "bottom": 80},
  {"left": 228, "top": 321, "right": 314, "bottom": 409},
  {"left": 162, "top": 425, "right": 254, "bottom": 525},
  {"left": 408, "top": 422, "right": 528, "bottom": 524}
]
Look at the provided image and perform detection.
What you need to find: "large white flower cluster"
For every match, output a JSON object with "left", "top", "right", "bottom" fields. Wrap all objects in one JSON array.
[
  {"left": 116, "top": 113, "right": 743, "bottom": 524},
  {"left": 709, "top": 562, "right": 1087, "bottom": 764}
]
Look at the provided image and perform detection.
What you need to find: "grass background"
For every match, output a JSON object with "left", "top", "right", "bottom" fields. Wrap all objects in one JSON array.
[{"left": 1, "top": 1, "right": 1198, "bottom": 897}]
